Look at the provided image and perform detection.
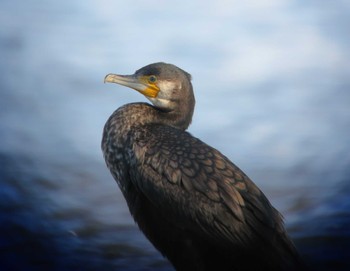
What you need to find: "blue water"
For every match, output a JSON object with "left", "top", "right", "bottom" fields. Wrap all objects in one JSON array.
[{"left": 1, "top": 1, "right": 350, "bottom": 270}]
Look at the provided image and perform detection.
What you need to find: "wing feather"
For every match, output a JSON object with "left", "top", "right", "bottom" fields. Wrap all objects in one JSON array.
[{"left": 129, "top": 124, "right": 282, "bottom": 247}]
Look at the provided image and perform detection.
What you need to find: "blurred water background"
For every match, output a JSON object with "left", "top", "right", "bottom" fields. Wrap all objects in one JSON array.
[{"left": 1, "top": 0, "right": 350, "bottom": 270}]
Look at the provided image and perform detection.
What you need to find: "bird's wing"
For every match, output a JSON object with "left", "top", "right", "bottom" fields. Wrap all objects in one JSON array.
[{"left": 128, "top": 124, "right": 283, "bottom": 247}]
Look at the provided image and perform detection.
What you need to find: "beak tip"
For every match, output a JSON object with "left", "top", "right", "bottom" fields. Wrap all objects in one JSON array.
[{"left": 104, "top": 74, "right": 111, "bottom": 84}]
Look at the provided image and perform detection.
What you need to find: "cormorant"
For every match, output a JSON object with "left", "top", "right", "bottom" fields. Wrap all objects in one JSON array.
[{"left": 102, "top": 62, "right": 304, "bottom": 271}]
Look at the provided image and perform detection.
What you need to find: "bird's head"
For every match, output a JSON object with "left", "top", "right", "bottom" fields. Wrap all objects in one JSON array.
[{"left": 104, "top": 62, "right": 194, "bottom": 113}]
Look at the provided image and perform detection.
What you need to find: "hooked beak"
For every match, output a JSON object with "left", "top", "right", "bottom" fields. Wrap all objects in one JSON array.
[{"left": 104, "top": 73, "right": 160, "bottom": 98}]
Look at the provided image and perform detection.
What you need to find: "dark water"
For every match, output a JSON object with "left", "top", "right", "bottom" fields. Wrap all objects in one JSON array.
[{"left": 1, "top": 1, "right": 350, "bottom": 270}]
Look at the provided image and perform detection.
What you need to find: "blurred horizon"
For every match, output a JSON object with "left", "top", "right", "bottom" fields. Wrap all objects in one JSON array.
[{"left": 1, "top": 0, "right": 350, "bottom": 270}]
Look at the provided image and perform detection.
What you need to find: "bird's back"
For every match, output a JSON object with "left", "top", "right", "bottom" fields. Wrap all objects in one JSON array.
[{"left": 103, "top": 119, "right": 304, "bottom": 271}]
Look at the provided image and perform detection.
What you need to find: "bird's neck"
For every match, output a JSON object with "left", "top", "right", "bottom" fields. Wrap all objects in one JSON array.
[
  {"left": 120, "top": 102, "right": 193, "bottom": 130},
  {"left": 103, "top": 101, "right": 194, "bottom": 150}
]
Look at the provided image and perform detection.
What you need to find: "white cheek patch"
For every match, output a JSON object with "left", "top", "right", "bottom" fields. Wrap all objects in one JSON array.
[
  {"left": 147, "top": 97, "right": 172, "bottom": 109},
  {"left": 157, "top": 81, "right": 180, "bottom": 99},
  {"left": 146, "top": 80, "right": 180, "bottom": 109}
]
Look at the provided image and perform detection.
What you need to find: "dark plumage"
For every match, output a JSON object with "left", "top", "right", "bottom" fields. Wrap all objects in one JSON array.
[{"left": 102, "top": 62, "right": 305, "bottom": 270}]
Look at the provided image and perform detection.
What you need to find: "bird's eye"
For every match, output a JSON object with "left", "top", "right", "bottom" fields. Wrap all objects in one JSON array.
[{"left": 148, "top": 75, "right": 157, "bottom": 83}]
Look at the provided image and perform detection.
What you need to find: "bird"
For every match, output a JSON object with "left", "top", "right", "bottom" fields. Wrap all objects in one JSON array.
[{"left": 102, "top": 62, "right": 305, "bottom": 271}]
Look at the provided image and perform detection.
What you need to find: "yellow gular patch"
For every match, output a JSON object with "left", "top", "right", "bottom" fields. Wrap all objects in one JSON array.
[{"left": 139, "top": 76, "right": 160, "bottom": 98}]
